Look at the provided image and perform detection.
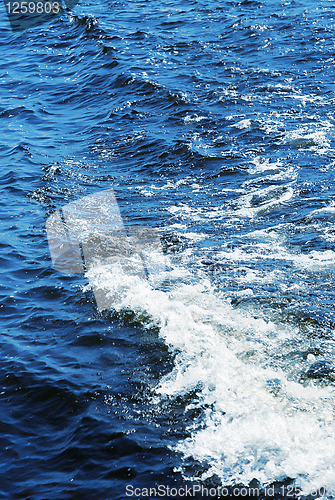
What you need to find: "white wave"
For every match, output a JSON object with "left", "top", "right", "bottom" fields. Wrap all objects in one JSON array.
[
  {"left": 283, "top": 127, "right": 332, "bottom": 154},
  {"left": 184, "top": 114, "right": 207, "bottom": 124},
  {"left": 230, "top": 118, "right": 253, "bottom": 129},
  {"left": 84, "top": 250, "right": 335, "bottom": 496},
  {"left": 247, "top": 157, "right": 284, "bottom": 174},
  {"left": 217, "top": 241, "right": 335, "bottom": 272},
  {"left": 235, "top": 185, "right": 295, "bottom": 218}
]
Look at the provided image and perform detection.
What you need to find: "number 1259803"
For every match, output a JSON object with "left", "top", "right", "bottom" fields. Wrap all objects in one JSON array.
[{"left": 5, "top": 1, "right": 61, "bottom": 14}]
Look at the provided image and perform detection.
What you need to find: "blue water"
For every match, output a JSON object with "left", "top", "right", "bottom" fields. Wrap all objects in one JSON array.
[{"left": 1, "top": 1, "right": 335, "bottom": 498}]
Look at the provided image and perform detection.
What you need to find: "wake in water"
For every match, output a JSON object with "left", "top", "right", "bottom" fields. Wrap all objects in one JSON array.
[{"left": 84, "top": 241, "right": 335, "bottom": 497}]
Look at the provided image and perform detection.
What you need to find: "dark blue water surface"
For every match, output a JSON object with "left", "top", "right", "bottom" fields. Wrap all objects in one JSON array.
[{"left": 1, "top": 1, "right": 335, "bottom": 499}]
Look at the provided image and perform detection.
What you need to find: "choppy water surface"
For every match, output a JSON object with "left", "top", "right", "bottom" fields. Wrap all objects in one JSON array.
[{"left": 1, "top": 0, "right": 335, "bottom": 498}]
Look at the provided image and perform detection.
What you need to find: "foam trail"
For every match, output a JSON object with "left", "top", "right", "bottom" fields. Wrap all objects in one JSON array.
[{"left": 85, "top": 255, "right": 335, "bottom": 496}]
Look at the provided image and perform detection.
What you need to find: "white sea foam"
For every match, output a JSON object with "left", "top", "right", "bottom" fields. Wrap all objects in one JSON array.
[
  {"left": 247, "top": 157, "right": 283, "bottom": 174},
  {"left": 283, "top": 127, "right": 332, "bottom": 154},
  {"left": 235, "top": 185, "right": 295, "bottom": 218},
  {"left": 217, "top": 241, "right": 335, "bottom": 272},
  {"left": 230, "top": 118, "right": 252, "bottom": 129},
  {"left": 184, "top": 114, "right": 207, "bottom": 124},
  {"left": 84, "top": 244, "right": 335, "bottom": 496}
]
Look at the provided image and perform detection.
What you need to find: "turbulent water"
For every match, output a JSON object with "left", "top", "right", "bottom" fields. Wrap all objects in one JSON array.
[{"left": 1, "top": 0, "right": 335, "bottom": 498}]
